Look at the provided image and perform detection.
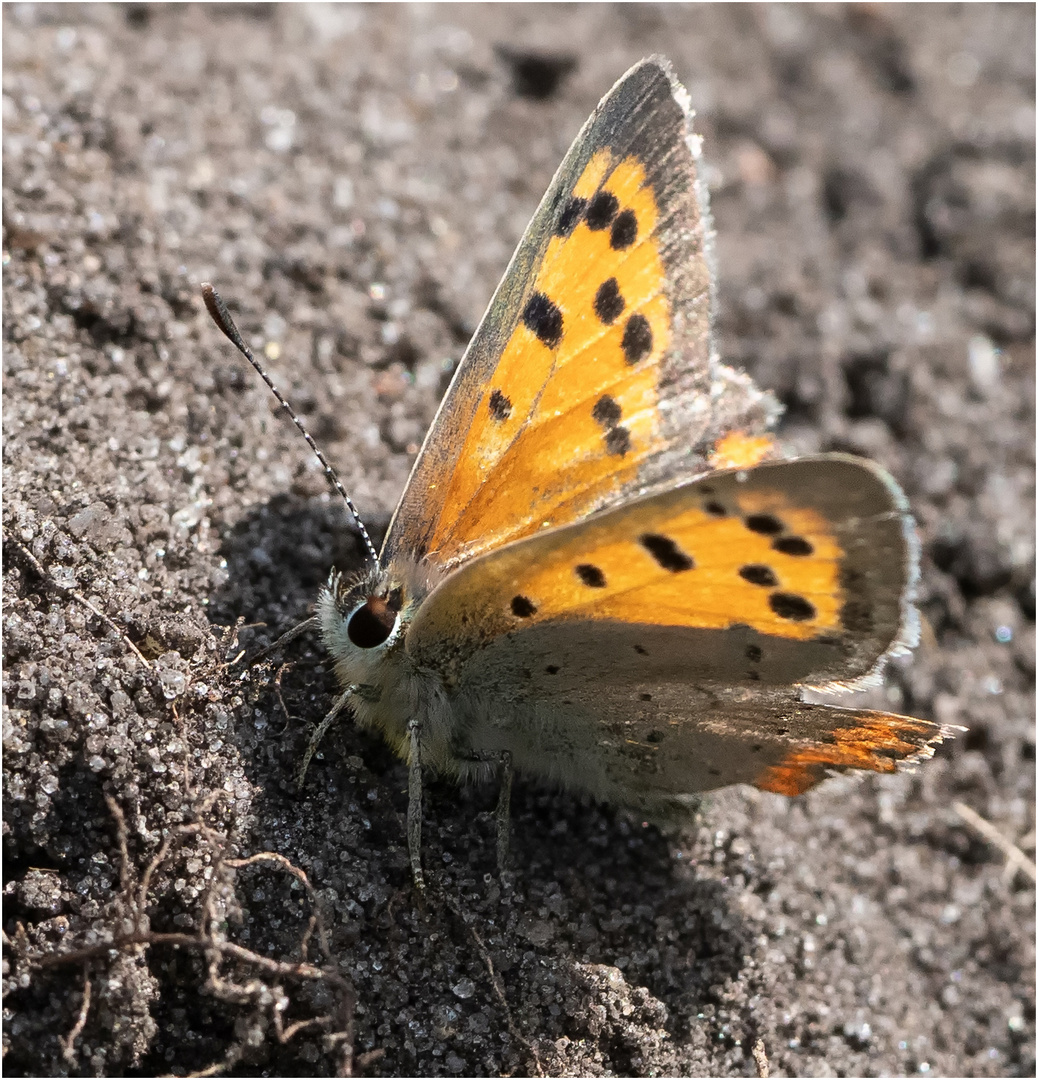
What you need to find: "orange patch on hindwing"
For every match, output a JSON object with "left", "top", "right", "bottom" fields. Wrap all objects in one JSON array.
[
  {"left": 754, "top": 713, "right": 942, "bottom": 795},
  {"left": 425, "top": 151, "right": 671, "bottom": 563}
]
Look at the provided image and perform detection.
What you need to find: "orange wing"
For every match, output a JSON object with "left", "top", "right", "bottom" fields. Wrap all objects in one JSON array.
[
  {"left": 407, "top": 457, "right": 920, "bottom": 692},
  {"left": 382, "top": 58, "right": 778, "bottom": 571}
]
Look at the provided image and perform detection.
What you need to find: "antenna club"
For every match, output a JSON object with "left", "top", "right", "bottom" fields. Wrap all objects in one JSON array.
[{"left": 201, "top": 283, "right": 381, "bottom": 568}]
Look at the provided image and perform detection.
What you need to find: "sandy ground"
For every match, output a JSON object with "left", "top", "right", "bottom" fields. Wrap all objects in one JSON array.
[{"left": 3, "top": 5, "right": 1034, "bottom": 1077}]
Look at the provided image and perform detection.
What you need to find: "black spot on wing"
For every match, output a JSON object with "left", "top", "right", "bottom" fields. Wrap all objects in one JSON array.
[
  {"left": 523, "top": 292, "right": 563, "bottom": 349},
  {"left": 604, "top": 425, "right": 631, "bottom": 457},
  {"left": 745, "top": 513, "right": 784, "bottom": 536},
  {"left": 575, "top": 564, "right": 606, "bottom": 588},
  {"left": 739, "top": 564, "right": 779, "bottom": 587},
  {"left": 593, "top": 278, "right": 625, "bottom": 324},
  {"left": 592, "top": 394, "right": 622, "bottom": 427},
  {"left": 640, "top": 534, "right": 695, "bottom": 572},
  {"left": 769, "top": 592, "right": 816, "bottom": 622},
  {"left": 774, "top": 535, "right": 813, "bottom": 556},
  {"left": 610, "top": 209, "right": 638, "bottom": 250},
  {"left": 555, "top": 195, "right": 587, "bottom": 237},
  {"left": 621, "top": 313, "right": 653, "bottom": 364},
  {"left": 488, "top": 389, "right": 512, "bottom": 420},
  {"left": 586, "top": 190, "right": 619, "bottom": 230},
  {"left": 511, "top": 595, "right": 536, "bottom": 618}
]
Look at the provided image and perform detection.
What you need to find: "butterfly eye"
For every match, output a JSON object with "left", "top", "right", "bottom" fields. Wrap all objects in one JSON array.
[{"left": 347, "top": 595, "right": 398, "bottom": 649}]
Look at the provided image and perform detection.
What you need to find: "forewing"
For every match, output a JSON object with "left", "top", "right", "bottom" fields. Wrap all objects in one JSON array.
[
  {"left": 407, "top": 456, "right": 919, "bottom": 692},
  {"left": 382, "top": 57, "right": 776, "bottom": 570}
]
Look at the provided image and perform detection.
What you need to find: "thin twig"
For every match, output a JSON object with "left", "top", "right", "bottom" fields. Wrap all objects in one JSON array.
[
  {"left": 272, "top": 662, "right": 298, "bottom": 734},
  {"left": 59, "top": 967, "right": 92, "bottom": 1063},
  {"left": 183, "top": 1040, "right": 246, "bottom": 1079},
  {"left": 37, "top": 931, "right": 344, "bottom": 982},
  {"left": 6, "top": 534, "right": 153, "bottom": 669},
  {"left": 224, "top": 851, "right": 334, "bottom": 960},
  {"left": 216, "top": 850, "right": 354, "bottom": 1077},
  {"left": 105, "top": 796, "right": 133, "bottom": 897},
  {"left": 953, "top": 801, "right": 1036, "bottom": 883},
  {"left": 36, "top": 802, "right": 357, "bottom": 1077},
  {"left": 137, "top": 822, "right": 205, "bottom": 916}
]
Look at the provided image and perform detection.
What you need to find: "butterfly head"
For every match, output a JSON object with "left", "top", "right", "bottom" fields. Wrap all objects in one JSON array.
[
  {"left": 317, "top": 559, "right": 442, "bottom": 693},
  {"left": 322, "top": 565, "right": 404, "bottom": 651}
]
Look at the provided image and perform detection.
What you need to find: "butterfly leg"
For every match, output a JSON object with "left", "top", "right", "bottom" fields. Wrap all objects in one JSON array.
[
  {"left": 296, "top": 686, "right": 355, "bottom": 786},
  {"left": 407, "top": 716, "right": 425, "bottom": 892},
  {"left": 496, "top": 751, "right": 513, "bottom": 874}
]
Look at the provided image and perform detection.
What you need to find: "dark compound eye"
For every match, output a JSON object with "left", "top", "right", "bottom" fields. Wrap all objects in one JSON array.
[{"left": 347, "top": 595, "right": 397, "bottom": 648}]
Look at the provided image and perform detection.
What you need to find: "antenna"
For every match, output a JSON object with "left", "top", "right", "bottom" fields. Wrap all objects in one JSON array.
[{"left": 201, "top": 282, "right": 380, "bottom": 567}]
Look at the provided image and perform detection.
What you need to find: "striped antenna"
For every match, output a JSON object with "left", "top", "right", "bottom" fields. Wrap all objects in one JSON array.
[{"left": 201, "top": 283, "right": 380, "bottom": 567}]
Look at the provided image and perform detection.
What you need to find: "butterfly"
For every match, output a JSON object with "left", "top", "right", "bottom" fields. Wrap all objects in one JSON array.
[{"left": 206, "top": 56, "right": 949, "bottom": 889}]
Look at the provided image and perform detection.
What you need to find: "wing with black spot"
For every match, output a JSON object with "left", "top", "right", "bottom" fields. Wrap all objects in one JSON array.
[
  {"left": 406, "top": 457, "right": 919, "bottom": 692},
  {"left": 382, "top": 57, "right": 777, "bottom": 570}
]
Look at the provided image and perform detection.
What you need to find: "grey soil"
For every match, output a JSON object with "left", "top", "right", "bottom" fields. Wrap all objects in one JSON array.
[{"left": 3, "top": 5, "right": 1034, "bottom": 1077}]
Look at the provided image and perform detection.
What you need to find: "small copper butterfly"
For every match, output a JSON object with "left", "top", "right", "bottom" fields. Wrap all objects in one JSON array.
[{"left": 206, "top": 56, "right": 950, "bottom": 888}]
